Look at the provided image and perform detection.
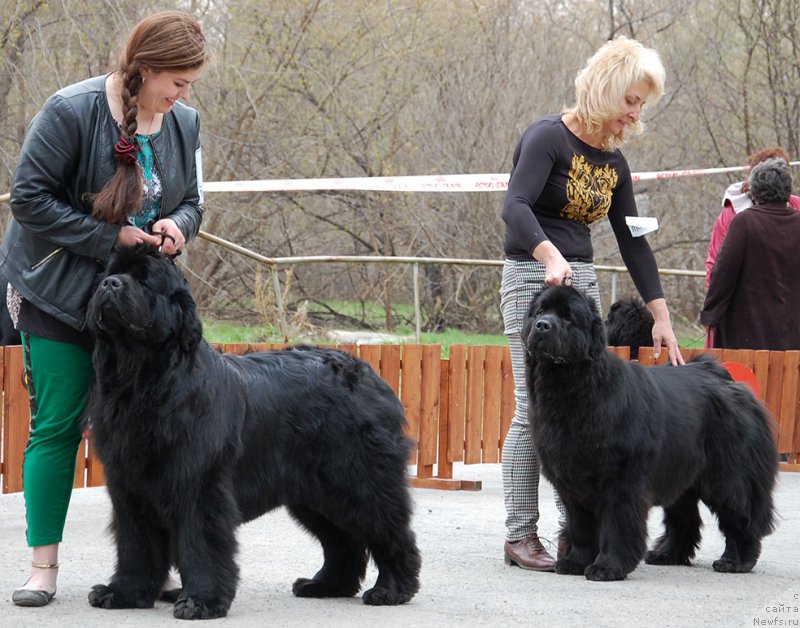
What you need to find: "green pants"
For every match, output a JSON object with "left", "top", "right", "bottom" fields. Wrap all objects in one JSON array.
[{"left": 22, "top": 333, "right": 92, "bottom": 547}]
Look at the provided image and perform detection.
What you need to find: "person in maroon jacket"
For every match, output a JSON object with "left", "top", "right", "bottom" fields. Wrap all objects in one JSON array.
[
  {"left": 500, "top": 36, "right": 684, "bottom": 573},
  {"left": 701, "top": 158, "right": 800, "bottom": 349},
  {"left": 705, "top": 147, "right": 800, "bottom": 291}
]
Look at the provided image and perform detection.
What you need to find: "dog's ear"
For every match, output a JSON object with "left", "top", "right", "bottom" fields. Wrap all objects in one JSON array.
[
  {"left": 590, "top": 308, "right": 608, "bottom": 357},
  {"left": 176, "top": 287, "right": 203, "bottom": 353}
]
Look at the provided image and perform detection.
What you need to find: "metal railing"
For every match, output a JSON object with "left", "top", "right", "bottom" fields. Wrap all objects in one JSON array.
[{"left": 198, "top": 231, "right": 704, "bottom": 342}]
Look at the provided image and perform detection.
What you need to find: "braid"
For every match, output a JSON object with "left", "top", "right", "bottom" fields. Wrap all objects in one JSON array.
[
  {"left": 91, "top": 64, "right": 144, "bottom": 222},
  {"left": 119, "top": 66, "right": 142, "bottom": 138}
]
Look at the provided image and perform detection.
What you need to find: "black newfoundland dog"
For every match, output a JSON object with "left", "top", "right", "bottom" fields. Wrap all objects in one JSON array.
[
  {"left": 85, "top": 245, "right": 421, "bottom": 619},
  {"left": 604, "top": 295, "right": 653, "bottom": 359},
  {"left": 523, "top": 285, "right": 778, "bottom": 581}
]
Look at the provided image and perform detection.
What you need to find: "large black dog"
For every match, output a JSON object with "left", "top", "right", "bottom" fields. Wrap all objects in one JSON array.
[
  {"left": 523, "top": 285, "right": 777, "bottom": 581},
  {"left": 85, "top": 245, "right": 421, "bottom": 619}
]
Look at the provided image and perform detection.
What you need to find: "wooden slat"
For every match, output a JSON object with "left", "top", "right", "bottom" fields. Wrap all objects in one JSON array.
[
  {"left": 777, "top": 352, "right": 799, "bottom": 454},
  {"left": 722, "top": 348, "right": 754, "bottom": 369},
  {"left": 86, "top": 435, "right": 105, "bottom": 487},
  {"left": 637, "top": 347, "right": 656, "bottom": 365},
  {"left": 415, "top": 345, "right": 441, "bottom": 478},
  {"left": 358, "top": 344, "right": 382, "bottom": 373},
  {"left": 446, "top": 345, "right": 467, "bottom": 463},
  {"left": 3, "top": 346, "right": 28, "bottom": 493},
  {"left": 481, "top": 346, "right": 503, "bottom": 463},
  {"left": 499, "top": 346, "right": 514, "bottom": 452},
  {"left": 608, "top": 346, "right": 631, "bottom": 360},
  {"left": 334, "top": 343, "right": 358, "bottom": 356},
  {"left": 73, "top": 439, "right": 87, "bottom": 488},
  {"left": 793, "top": 378, "right": 800, "bottom": 460},
  {"left": 464, "top": 346, "right": 485, "bottom": 464},
  {"left": 380, "top": 344, "right": 401, "bottom": 397},
  {"left": 400, "top": 345, "right": 423, "bottom": 465},
  {"left": 436, "top": 360, "right": 453, "bottom": 480},
  {"left": 753, "top": 351, "right": 771, "bottom": 402},
  {"left": 765, "top": 351, "right": 786, "bottom": 448},
  {"left": 247, "top": 342, "right": 275, "bottom": 352}
]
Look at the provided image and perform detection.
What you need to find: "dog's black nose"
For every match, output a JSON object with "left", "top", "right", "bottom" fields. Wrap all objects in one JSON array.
[
  {"left": 100, "top": 276, "right": 123, "bottom": 291},
  {"left": 534, "top": 318, "right": 553, "bottom": 333}
]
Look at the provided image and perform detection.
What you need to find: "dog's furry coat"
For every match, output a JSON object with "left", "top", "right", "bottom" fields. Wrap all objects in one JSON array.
[{"left": 85, "top": 245, "right": 420, "bottom": 619}]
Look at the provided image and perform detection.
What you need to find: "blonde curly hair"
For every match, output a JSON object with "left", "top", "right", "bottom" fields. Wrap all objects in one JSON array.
[{"left": 564, "top": 36, "right": 665, "bottom": 151}]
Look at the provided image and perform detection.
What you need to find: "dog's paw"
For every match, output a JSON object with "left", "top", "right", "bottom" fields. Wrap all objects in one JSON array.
[
  {"left": 712, "top": 558, "right": 756, "bottom": 573},
  {"left": 88, "top": 584, "right": 115, "bottom": 608},
  {"left": 88, "top": 583, "right": 154, "bottom": 609},
  {"left": 173, "top": 595, "right": 229, "bottom": 620},
  {"left": 292, "top": 577, "right": 336, "bottom": 598},
  {"left": 584, "top": 563, "right": 628, "bottom": 581},
  {"left": 645, "top": 550, "right": 692, "bottom": 566},
  {"left": 292, "top": 577, "right": 358, "bottom": 598},
  {"left": 362, "top": 586, "right": 412, "bottom": 606},
  {"left": 159, "top": 586, "right": 183, "bottom": 603},
  {"left": 555, "top": 557, "right": 589, "bottom": 576}
]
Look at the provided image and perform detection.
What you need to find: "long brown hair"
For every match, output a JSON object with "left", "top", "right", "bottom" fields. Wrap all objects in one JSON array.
[{"left": 92, "top": 10, "right": 208, "bottom": 222}]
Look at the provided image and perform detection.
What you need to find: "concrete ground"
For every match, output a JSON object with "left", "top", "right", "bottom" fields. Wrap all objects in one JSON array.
[{"left": 1, "top": 464, "right": 798, "bottom": 627}]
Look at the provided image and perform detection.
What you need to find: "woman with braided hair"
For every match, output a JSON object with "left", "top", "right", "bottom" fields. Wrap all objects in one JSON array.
[{"left": 1, "top": 10, "right": 208, "bottom": 607}]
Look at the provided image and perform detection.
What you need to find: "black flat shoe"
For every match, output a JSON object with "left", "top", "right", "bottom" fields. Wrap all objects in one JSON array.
[{"left": 12, "top": 588, "right": 55, "bottom": 607}]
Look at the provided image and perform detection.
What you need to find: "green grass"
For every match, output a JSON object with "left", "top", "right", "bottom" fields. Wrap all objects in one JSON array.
[{"left": 203, "top": 321, "right": 280, "bottom": 344}]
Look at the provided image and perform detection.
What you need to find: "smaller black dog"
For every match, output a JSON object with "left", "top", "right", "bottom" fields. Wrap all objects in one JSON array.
[{"left": 605, "top": 296, "right": 653, "bottom": 359}]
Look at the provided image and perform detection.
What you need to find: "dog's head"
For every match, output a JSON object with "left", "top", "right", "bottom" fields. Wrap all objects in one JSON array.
[
  {"left": 87, "top": 244, "right": 202, "bottom": 353},
  {"left": 522, "top": 285, "right": 606, "bottom": 365},
  {"left": 605, "top": 296, "right": 653, "bottom": 359}
]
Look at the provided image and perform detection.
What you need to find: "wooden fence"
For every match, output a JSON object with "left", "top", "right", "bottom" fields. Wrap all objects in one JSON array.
[{"left": 1, "top": 344, "right": 799, "bottom": 494}]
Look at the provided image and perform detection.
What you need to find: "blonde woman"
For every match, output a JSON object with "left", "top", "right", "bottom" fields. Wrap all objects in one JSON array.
[{"left": 500, "top": 36, "right": 684, "bottom": 572}]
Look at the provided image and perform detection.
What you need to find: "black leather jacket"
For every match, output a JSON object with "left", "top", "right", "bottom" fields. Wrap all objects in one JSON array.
[{"left": 0, "top": 74, "right": 203, "bottom": 330}]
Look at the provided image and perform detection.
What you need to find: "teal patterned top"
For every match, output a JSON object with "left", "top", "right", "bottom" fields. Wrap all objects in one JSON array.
[{"left": 128, "top": 131, "right": 163, "bottom": 230}]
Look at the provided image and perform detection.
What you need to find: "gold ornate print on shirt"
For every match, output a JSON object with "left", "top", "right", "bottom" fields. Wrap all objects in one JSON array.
[{"left": 562, "top": 154, "right": 618, "bottom": 225}]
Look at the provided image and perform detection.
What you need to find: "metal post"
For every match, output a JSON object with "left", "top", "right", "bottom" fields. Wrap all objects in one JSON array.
[
  {"left": 271, "top": 266, "right": 289, "bottom": 342},
  {"left": 413, "top": 262, "right": 421, "bottom": 343}
]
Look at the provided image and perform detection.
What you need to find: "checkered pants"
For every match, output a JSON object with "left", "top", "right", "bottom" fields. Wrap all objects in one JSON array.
[{"left": 500, "top": 259, "right": 601, "bottom": 540}]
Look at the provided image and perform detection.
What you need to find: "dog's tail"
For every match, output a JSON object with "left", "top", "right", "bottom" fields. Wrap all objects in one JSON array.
[
  {"left": 702, "top": 371, "right": 778, "bottom": 539},
  {"left": 730, "top": 384, "right": 778, "bottom": 538}
]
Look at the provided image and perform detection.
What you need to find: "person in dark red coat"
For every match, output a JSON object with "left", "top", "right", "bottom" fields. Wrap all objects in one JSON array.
[{"left": 701, "top": 158, "right": 800, "bottom": 349}]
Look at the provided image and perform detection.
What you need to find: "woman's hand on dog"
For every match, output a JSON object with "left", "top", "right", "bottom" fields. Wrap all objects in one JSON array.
[
  {"left": 152, "top": 219, "right": 185, "bottom": 255},
  {"left": 116, "top": 222, "right": 185, "bottom": 256},
  {"left": 647, "top": 297, "right": 685, "bottom": 365},
  {"left": 117, "top": 225, "right": 164, "bottom": 248},
  {"left": 532, "top": 241, "right": 573, "bottom": 286}
]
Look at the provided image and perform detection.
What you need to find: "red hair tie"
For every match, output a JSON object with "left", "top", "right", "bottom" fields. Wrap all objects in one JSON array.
[{"left": 114, "top": 136, "right": 139, "bottom": 164}]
